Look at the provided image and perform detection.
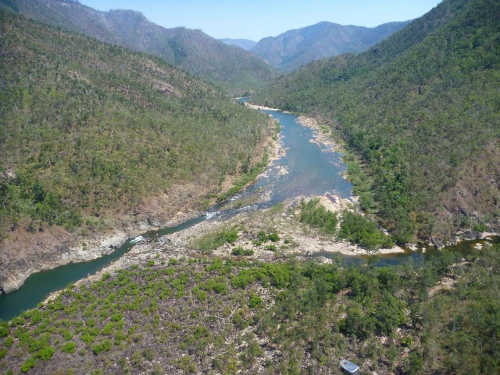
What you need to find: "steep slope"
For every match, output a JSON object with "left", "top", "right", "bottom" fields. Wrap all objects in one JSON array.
[
  {"left": 255, "top": 0, "right": 500, "bottom": 243},
  {"left": 220, "top": 38, "right": 257, "bottom": 51},
  {"left": 0, "top": 0, "right": 276, "bottom": 93},
  {"left": 0, "top": 10, "right": 273, "bottom": 291},
  {"left": 252, "top": 21, "right": 409, "bottom": 72}
]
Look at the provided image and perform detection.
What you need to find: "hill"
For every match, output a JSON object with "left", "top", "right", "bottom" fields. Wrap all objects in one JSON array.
[
  {"left": 0, "top": 0, "right": 276, "bottom": 93},
  {"left": 220, "top": 38, "right": 257, "bottom": 51},
  {"left": 251, "top": 21, "right": 409, "bottom": 72},
  {"left": 254, "top": 0, "right": 500, "bottom": 243},
  {"left": 0, "top": 10, "right": 274, "bottom": 292}
]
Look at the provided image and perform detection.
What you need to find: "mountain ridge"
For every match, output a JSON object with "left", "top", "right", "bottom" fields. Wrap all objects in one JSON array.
[
  {"left": 251, "top": 20, "right": 410, "bottom": 71},
  {"left": 0, "top": 0, "right": 276, "bottom": 93}
]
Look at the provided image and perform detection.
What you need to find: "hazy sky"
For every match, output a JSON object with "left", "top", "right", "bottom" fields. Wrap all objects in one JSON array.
[{"left": 80, "top": 0, "right": 442, "bottom": 41}]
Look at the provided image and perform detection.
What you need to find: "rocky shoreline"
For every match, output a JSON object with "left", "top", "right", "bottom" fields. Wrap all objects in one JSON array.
[
  {"left": 0, "top": 205, "right": 202, "bottom": 294},
  {"left": 1, "top": 117, "right": 279, "bottom": 295}
]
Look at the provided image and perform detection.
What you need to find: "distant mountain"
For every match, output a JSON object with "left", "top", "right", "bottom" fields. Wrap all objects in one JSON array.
[
  {"left": 0, "top": 0, "right": 276, "bottom": 93},
  {"left": 220, "top": 38, "right": 257, "bottom": 51},
  {"left": 251, "top": 21, "right": 409, "bottom": 72},
  {"left": 255, "top": 0, "right": 500, "bottom": 243}
]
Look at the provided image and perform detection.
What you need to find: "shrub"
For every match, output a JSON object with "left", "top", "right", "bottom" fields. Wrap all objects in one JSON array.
[
  {"left": 111, "top": 313, "right": 123, "bottom": 322},
  {"left": 201, "top": 278, "right": 228, "bottom": 294},
  {"left": 300, "top": 199, "right": 338, "bottom": 235},
  {"left": 0, "top": 324, "right": 9, "bottom": 337},
  {"left": 92, "top": 340, "right": 112, "bottom": 355},
  {"left": 193, "top": 226, "right": 239, "bottom": 251},
  {"left": 265, "top": 244, "right": 277, "bottom": 252},
  {"left": 59, "top": 328, "right": 73, "bottom": 341},
  {"left": 4, "top": 336, "right": 14, "bottom": 347},
  {"left": 21, "top": 357, "right": 37, "bottom": 373},
  {"left": 249, "top": 293, "right": 262, "bottom": 308},
  {"left": 254, "top": 231, "right": 280, "bottom": 245},
  {"left": 36, "top": 346, "right": 55, "bottom": 360},
  {"left": 267, "top": 232, "right": 280, "bottom": 242},
  {"left": 232, "top": 247, "right": 254, "bottom": 256},
  {"left": 339, "top": 211, "right": 393, "bottom": 250},
  {"left": 61, "top": 341, "right": 76, "bottom": 354}
]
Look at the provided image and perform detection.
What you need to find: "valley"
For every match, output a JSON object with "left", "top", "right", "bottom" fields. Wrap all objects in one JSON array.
[{"left": 0, "top": 0, "right": 498, "bottom": 374}]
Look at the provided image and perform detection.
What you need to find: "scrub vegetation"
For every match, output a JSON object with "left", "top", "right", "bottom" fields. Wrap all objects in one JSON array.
[
  {"left": 0, "top": 11, "right": 272, "bottom": 239},
  {"left": 0, "top": 243, "right": 497, "bottom": 374},
  {"left": 254, "top": 0, "right": 500, "bottom": 243}
]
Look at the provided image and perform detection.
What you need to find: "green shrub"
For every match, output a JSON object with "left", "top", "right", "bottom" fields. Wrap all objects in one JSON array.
[
  {"left": 473, "top": 222, "right": 487, "bottom": 232},
  {"left": 0, "top": 324, "right": 9, "bottom": 337},
  {"left": 267, "top": 232, "right": 280, "bottom": 242},
  {"left": 232, "top": 247, "right": 254, "bottom": 256},
  {"left": 193, "top": 226, "right": 239, "bottom": 251},
  {"left": 61, "top": 341, "right": 76, "bottom": 354},
  {"left": 232, "top": 310, "right": 248, "bottom": 330},
  {"left": 339, "top": 211, "right": 393, "bottom": 250},
  {"left": 31, "top": 310, "right": 42, "bottom": 324},
  {"left": 21, "top": 357, "right": 37, "bottom": 373},
  {"left": 101, "top": 322, "right": 115, "bottom": 336},
  {"left": 111, "top": 313, "right": 123, "bottom": 322},
  {"left": 59, "top": 328, "right": 73, "bottom": 341},
  {"left": 300, "top": 199, "right": 338, "bottom": 235},
  {"left": 0, "top": 348, "right": 7, "bottom": 360},
  {"left": 4, "top": 336, "right": 14, "bottom": 348},
  {"left": 36, "top": 346, "right": 55, "bottom": 360},
  {"left": 255, "top": 231, "right": 267, "bottom": 245},
  {"left": 265, "top": 244, "right": 277, "bottom": 252},
  {"left": 92, "top": 340, "right": 112, "bottom": 355},
  {"left": 201, "top": 278, "right": 228, "bottom": 294},
  {"left": 248, "top": 293, "right": 262, "bottom": 308}
]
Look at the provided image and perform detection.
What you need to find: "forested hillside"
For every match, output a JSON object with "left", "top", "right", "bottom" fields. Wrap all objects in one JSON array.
[
  {"left": 254, "top": 0, "right": 500, "bottom": 243},
  {"left": 251, "top": 21, "right": 409, "bottom": 72},
  {"left": 0, "top": 0, "right": 276, "bottom": 93},
  {"left": 0, "top": 12, "right": 271, "bottom": 253}
]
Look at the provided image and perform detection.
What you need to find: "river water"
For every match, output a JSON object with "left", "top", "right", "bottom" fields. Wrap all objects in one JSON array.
[
  {"left": 0, "top": 107, "right": 496, "bottom": 321},
  {"left": 0, "top": 107, "right": 353, "bottom": 320}
]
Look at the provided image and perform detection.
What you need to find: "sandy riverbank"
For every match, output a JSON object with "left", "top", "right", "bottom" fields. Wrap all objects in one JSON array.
[{"left": 244, "top": 103, "right": 281, "bottom": 111}]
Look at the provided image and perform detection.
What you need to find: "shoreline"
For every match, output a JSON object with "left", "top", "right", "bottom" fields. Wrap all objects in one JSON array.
[
  {"left": 35, "top": 105, "right": 496, "bottom": 308},
  {"left": 296, "top": 115, "right": 342, "bottom": 153},
  {"left": 244, "top": 102, "right": 281, "bottom": 111},
  {"left": 1, "top": 113, "right": 280, "bottom": 296}
]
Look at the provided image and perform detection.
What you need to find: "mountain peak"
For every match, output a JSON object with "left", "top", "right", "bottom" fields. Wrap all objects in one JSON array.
[{"left": 251, "top": 20, "right": 408, "bottom": 71}]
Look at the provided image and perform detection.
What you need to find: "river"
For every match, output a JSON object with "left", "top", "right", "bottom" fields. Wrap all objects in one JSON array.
[
  {"left": 0, "top": 106, "right": 353, "bottom": 320},
  {"left": 0, "top": 106, "right": 496, "bottom": 321}
]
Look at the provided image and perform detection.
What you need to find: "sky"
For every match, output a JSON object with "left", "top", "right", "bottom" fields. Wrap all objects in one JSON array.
[{"left": 80, "top": 0, "right": 442, "bottom": 41}]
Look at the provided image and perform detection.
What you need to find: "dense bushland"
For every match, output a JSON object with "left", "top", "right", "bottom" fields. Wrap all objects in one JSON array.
[
  {"left": 339, "top": 211, "right": 394, "bottom": 250},
  {"left": 254, "top": 0, "right": 500, "bottom": 243}
]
